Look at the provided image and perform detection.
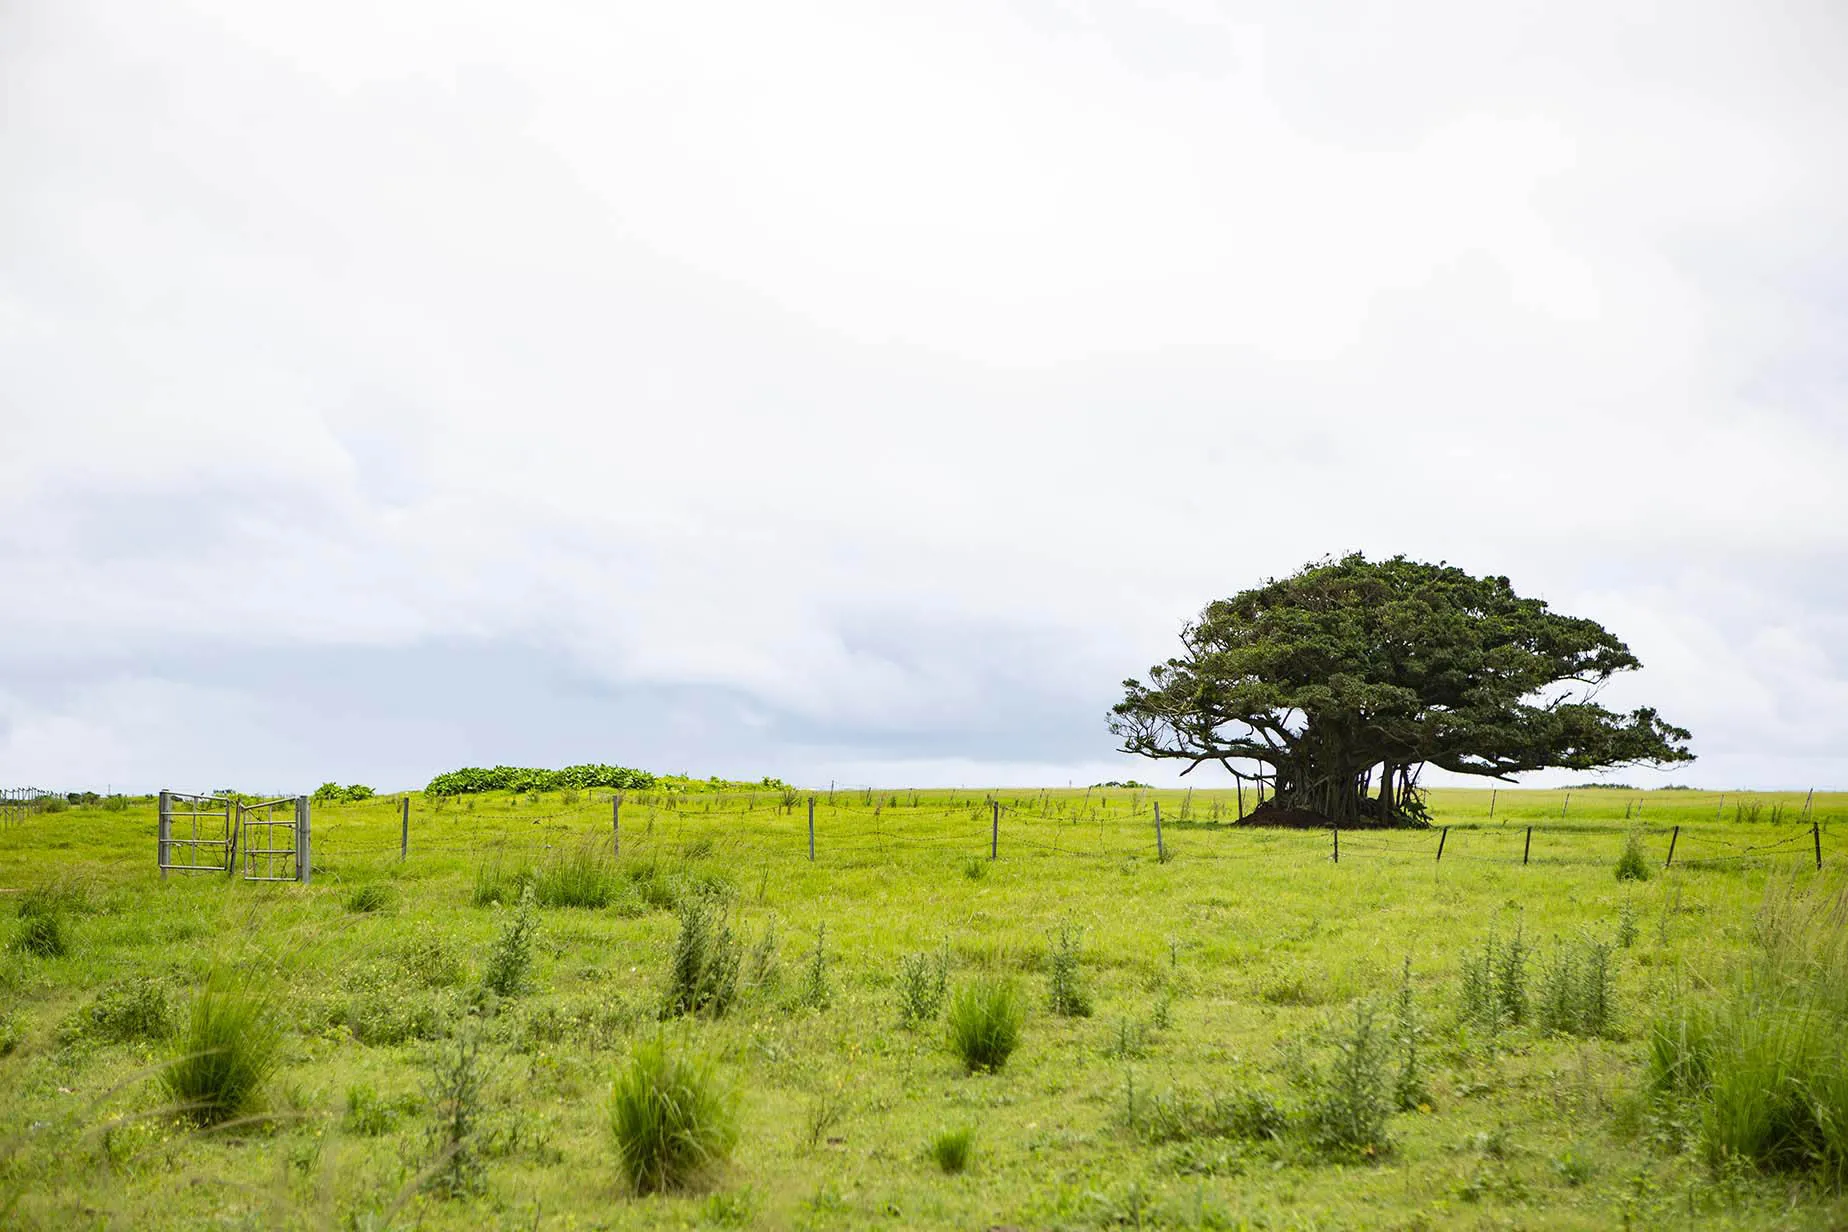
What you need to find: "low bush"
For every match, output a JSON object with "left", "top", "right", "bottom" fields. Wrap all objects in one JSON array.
[
  {"left": 795, "top": 922, "right": 831, "bottom": 1010},
  {"left": 664, "top": 895, "right": 741, "bottom": 1018},
  {"left": 947, "top": 977, "right": 1024, "bottom": 1073},
  {"left": 609, "top": 1038, "right": 738, "bottom": 1194},
  {"left": 161, "top": 974, "right": 281, "bottom": 1127},
  {"left": 1305, "top": 1002, "right": 1394, "bottom": 1158},
  {"left": 897, "top": 947, "right": 949, "bottom": 1027},
  {"left": 1046, "top": 921, "right": 1092, "bottom": 1018},
  {"left": 481, "top": 885, "right": 539, "bottom": 999},
  {"left": 930, "top": 1126, "right": 975, "bottom": 1173},
  {"left": 1537, "top": 938, "right": 1616, "bottom": 1038},
  {"left": 1616, "top": 832, "right": 1652, "bottom": 882},
  {"left": 343, "top": 1083, "right": 397, "bottom": 1136},
  {"left": 1459, "top": 924, "right": 1530, "bottom": 1032},
  {"left": 1121, "top": 1077, "right": 1287, "bottom": 1144},
  {"left": 342, "top": 964, "right": 449, "bottom": 1045},
  {"left": 62, "top": 976, "right": 174, "bottom": 1045},
  {"left": 423, "top": 1024, "right": 491, "bottom": 1198}
]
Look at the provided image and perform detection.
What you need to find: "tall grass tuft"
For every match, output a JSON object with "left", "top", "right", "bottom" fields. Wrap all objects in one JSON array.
[
  {"left": 930, "top": 1126, "right": 975, "bottom": 1173},
  {"left": 161, "top": 973, "right": 281, "bottom": 1127},
  {"left": 533, "top": 843, "right": 617, "bottom": 908},
  {"left": 1616, "top": 831, "right": 1652, "bottom": 882},
  {"left": 1648, "top": 879, "right": 1848, "bottom": 1185},
  {"left": 664, "top": 894, "right": 741, "bottom": 1018},
  {"left": 1046, "top": 921, "right": 1093, "bottom": 1018},
  {"left": 1537, "top": 938, "right": 1616, "bottom": 1038},
  {"left": 947, "top": 977, "right": 1024, "bottom": 1073},
  {"left": 344, "top": 883, "right": 394, "bottom": 914},
  {"left": 609, "top": 1038, "right": 738, "bottom": 1194}
]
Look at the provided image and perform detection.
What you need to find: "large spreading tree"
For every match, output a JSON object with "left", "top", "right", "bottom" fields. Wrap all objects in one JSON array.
[{"left": 1109, "top": 554, "right": 1693, "bottom": 826}]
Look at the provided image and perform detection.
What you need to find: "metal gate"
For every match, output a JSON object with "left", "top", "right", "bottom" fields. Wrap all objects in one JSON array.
[
  {"left": 157, "top": 792, "right": 312, "bottom": 882},
  {"left": 157, "top": 791, "right": 234, "bottom": 875},
  {"left": 238, "top": 797, "right": 311, "bottom": 882}
]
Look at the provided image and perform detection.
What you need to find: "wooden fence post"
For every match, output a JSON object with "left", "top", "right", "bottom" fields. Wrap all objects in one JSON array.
[
  {"left": 1436, "top": 826, "right": 1448, "bottom": 863},
  {"left": 1816, "top": 821, "right": 1824, "bottom": 871},
  {"left": 991, "top": 800, "right": 999, "bottom": 860},
  {"left": 400, "top": 795, "right": 410, "bottom": 862},
  {"left": 1489, "top": 789, "right": 1497, "bottom": 820},
  {"left": 1664, "top": 825, "right": 1679, "bottom": 868},
  {"left": 807, "top": 796, "right": 816, "bottom": 862},
  {"left": 1523, "top": 826, "right": 1533, "bottom": 865},
  {"left": 1561, "top": 793, "right": 1570, "bottom": 819},
  {"left": 1332, "top": 826, "right": 1339, "bottom": 864},
  {"left": 1803, "top": 788, "right": 1815, "bottom": 821},
  {"left": 1154, "top": 801, "right": 1164, "bottom": 861}
]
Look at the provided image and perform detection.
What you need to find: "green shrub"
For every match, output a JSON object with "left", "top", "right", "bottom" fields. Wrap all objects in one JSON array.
[
  {"left": 796, "top": 922, "right": 831, "bottom": 1010},
  {"left": 897, "top": 947, "right": 949, "bottom": 1027},
  {"left": 344, "top": 883, "right": 394, "bottom": 914},
  {"left": 1537, "top": 939, "right": 1616, "bottom": 1038},
  {"left": 396, "top": 925, "right": 467, "bottom": 988},
  {"left": 947, "top": 977, "right": 1024, "bottom": 1073},
  {"left": 1459, "top": 926, "right": 1529, "bottom": 1031},
  {"left": 742, "top": 916, "right": 781, "bottom": 997},
  {"left": 1306, "top": 1002, "right": 1394, "bottom": 1157},
  {"left": 1616, "top": 832, "right": 1652, "bottom": 882},
  {"left": 481, "top": 884, "right": 539, "bottom": 999},
  {"left": 63, "top": 977, "right": 173, "bottom": 1045},
  {"left": 0, "top": 1010, "right": 24, "bottom": 1056},
  {"left": 343, "top": 1083, "right": 396, "bottom": 1136},
  {"left": 1391, "top": 958, "right": 1427, "bottom": 1111},
  {"left": 609, "top": 1038, "right": 738, "bottom": 1194},
  {"left": 962, "top": 857, "right": 987, "bottom": 881},
  {"left": 423, "top": 1024, "right": 491, "bottom": 1197},
  {"left": 161, "top": 974, "right": 281, "bottom": 1127},
  {"left": 663, "top": 895, "right": 741, "bottom": 1019},
  {"left": 930, "top": 1126, "right": 975, "bottom": 1174},
  {"left": 342, "top": 964, "right": 448, "bottom": 1045},
  {"left": 1046, "top": 921, "right": 1092, "bottom": 1018}
]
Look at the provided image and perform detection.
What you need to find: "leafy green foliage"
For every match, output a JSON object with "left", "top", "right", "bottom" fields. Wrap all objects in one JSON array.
[
  {"left": 161, "top": 974, "right": 281, "bottom": 1127},
  {"left": 609, "top": 1038, "right": 738, "bottom": 1194},
  {"left": 947, "top": 977, "right": 1024, "bottom": 1073},
  {"left": 1119, "top": 1074, "right": 1288, "bottom": 1144},
  {"left": 796, "top": 921, "right": 831, "bottom": 1010},
  {"left": 1112, "top": 554, "right": 1693, "bottom": 825},
  {"left": 426, "top": 764, "right": 656, "bottom": 797},
  {"left": 1537, "top": 939, "right": 1616, "bottom": 1038}
]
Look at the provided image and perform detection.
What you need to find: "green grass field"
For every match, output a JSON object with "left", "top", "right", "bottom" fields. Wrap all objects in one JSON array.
[{"left": 2, "top": 785, "right": 1845, "bottom": 1229}]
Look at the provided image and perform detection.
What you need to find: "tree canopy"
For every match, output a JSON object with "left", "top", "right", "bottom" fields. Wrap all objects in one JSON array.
[{"left": 1109, "top": 554, "right": 1693, "bottom": 826}]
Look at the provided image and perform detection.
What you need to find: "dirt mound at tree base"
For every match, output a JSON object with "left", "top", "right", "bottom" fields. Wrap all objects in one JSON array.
[{"left": 1235, "top": 801, "right": 1432, "bottom": 830}]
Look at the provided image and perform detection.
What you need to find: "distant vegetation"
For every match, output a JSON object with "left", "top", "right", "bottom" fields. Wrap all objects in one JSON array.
[
  {"left": 423, "top": 765, "right": 792, "bottom": 796},
  {"left": 312, "top": 783, "right": 377, "bottom": 804}
]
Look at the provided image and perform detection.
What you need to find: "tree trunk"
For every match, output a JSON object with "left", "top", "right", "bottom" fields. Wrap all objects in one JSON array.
[{"left": 1378, "top": 762, "right": 1396, "bottom": 820}]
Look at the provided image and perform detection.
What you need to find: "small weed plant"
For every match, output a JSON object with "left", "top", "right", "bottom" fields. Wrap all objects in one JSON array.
[
  {"left": 664, "top": 894, "right": 742, "bottom": 1018},
  {"left": 481, "top": 883, "right": 539, "bottom": 999},
  {"left": 796, "top": 921, "right": 831, "bottom": 1010},
  {"left": 1391, "top": 958, "right": 1427, "bottom": 1111},
  {"left": 947, "top": 977, "right": 1024, "bottom": 1073},
  {"left": 344, "top": 883, "right": 394, "bottom": 914},
  {"left": 1537, "top": 938, "right": 1616, "bottom": 1038},
  {"left": 64, "top": 976, "right": 173, "bottom": 1045},
  {"left": 610, "top": 1038, "right": 738, "bottom": 1194},
  {"left": 1046, "top": 921, "right": 1092, "bottom": 1018},
  {"left": 897, "top": 947, "right": 949, "bottom": 1027},
  {"left": 1307, "top": 1002, "right": 1394, "bottom": 1158},
  {"left": 422, "top": 1023, "right": 492, "bottom": 1198}
]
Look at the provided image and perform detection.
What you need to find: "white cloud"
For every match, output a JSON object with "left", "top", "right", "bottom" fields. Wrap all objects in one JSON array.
[{"left": 3, "top": 0, "right": 1845, "bottom": 789}]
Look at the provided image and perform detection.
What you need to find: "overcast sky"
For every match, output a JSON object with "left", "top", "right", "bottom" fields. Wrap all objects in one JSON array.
[{"left": 3, "top": 1, "right": 1845, "bottom": 794}]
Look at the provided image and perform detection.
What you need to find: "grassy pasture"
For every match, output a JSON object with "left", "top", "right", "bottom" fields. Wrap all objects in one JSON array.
[{"left": 1, "top": 785, "right": 1844, "bottom": 1229}]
